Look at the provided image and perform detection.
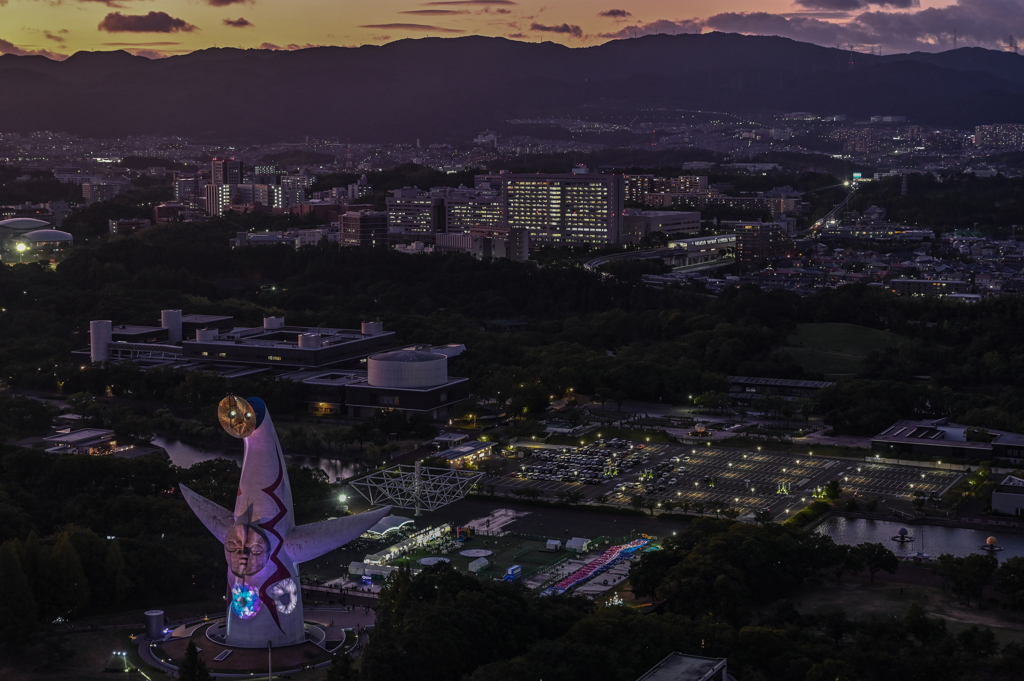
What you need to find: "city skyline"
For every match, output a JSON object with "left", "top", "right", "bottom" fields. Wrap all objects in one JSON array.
[{"left": 0, "top": 0, "right": 1020, "bottom": 60}]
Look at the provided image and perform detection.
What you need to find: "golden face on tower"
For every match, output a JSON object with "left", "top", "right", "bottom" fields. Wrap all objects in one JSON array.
[{"left": 218, "top": 395, "right": 257, "bottom": 438}]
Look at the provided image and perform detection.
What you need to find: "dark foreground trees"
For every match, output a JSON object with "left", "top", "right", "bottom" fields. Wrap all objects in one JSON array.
[{"left": 360, "top": 521, "right": 1024, "bottom": 681}]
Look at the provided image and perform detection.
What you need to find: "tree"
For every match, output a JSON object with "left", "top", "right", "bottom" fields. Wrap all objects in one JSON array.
[
  {"left": 818, "top": 608, "right": 852, "bottom": 647},
  {"left": 826, "top": 544, "right": 866, "bottom": 585},
  {"left": 50, "top": 533, "right": 90, "bottom": 618},
  {"left": 593, "top": 493, "right": 608, "bottom": 505},
  {"left": 824, "top": 479, "right": 843, "bottom": 501},
  {"left": 179, "top": 640, "right": 212, "bottom": 681},
  {"left": 105, "top": 540, "right": 134, "bottom": 605},
  {"left": 662, "top": 500, "right": 675, "bottom": 514},
  {"left": 936, "top": 553, "right": 998, "bottom": 607},
  {"left": 326, "top": 652, "right": 359, "bottom": 681},
  {"left": 997, "top": 556, "right": 1024, "bottom": 611},
  {"left": 752, "top": 509, "right": 774, "bottom": 525},
  {"left": 678, "top": 500, "right": 691, "bottom": 515},
  {"left": 693, "top": 501, "right": 706, "bottom": 517},
  {"left": 0, "top": 540, "right": 37, "bottom": 645},
  {"left": 629, "top": 494, "right": 645, "bottom": 512},
  {"left": 643, "top": 498, "right": 657, "bottom": 516},
  {"left": 858, "top": 542, "right": 898, "bottom": 583}
]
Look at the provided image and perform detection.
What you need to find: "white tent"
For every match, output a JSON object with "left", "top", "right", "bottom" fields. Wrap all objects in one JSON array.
[{"left": 566, "top": 537, "right": 590, "bottom": 553}]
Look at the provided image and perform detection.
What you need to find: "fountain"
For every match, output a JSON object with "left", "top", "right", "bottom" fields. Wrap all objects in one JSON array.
[
  {"left": 890, "top": 527, "right": 914, "bottom": 543},
  {"left": 980, "top": 536, "right": 1005, "bottom": 552}
]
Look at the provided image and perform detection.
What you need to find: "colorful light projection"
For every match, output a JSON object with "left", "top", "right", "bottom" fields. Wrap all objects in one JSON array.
[{"left": 231, "top": 584, "right": 261, "bottom": 620}]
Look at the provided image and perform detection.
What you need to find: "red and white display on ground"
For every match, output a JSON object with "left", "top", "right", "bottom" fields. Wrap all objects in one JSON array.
[
  {"left": 542, "top": 538, "right": 649, "bottom": 596},
  {"left": 180, "top": 395, "right": 390, "bottom": 647}
]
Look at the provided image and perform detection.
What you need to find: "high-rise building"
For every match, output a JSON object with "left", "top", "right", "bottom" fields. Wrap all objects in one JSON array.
[
  {"left": 211, "top": 158, "right": 244, "bottom": 186},
  {"left": 174, "top": 177, "right": 208, "bottom": 201},
  {"left": 386, "top": 186, "right": 503, "bottom": 236},
  {"left": 733, "top": 222, "right": 793, "bottom": 269},
  {"left": 387, "top": 187, "right": 433, "bottom": 235},
  {"left": 348, "top": 174, "right": 372, "bottom": 200},
  {"left": 476, "top": 170, "right": 624, "bottom": 246},
  {"left": 341, "top": 210, "right": 388, "bottom": 247},
  {"left": 82, "top": 182, "right": 127, "bottom": 204}
]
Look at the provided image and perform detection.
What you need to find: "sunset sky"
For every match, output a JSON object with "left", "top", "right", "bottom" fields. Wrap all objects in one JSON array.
[{"left": 0, "top": 0, "right": 1020, "bottom": 60}]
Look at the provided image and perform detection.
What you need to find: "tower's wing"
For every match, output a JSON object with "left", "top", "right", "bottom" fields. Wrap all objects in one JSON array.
[
  {"left": 286, "top": 506, "right": 392, "bottom": 564},
  {"left": 180, "top": 484, "right": 235, "bottom": 543}
]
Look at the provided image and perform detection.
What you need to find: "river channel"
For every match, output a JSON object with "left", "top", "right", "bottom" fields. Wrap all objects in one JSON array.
[
  {"left": 152, "top": 436, "right": 364, "bottom": 482},
  {"left": 816, "top": 516, "right": 1024, "bottom": 562}
]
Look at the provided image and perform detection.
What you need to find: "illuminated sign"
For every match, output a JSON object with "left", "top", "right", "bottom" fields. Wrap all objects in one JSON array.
[{"left": 852, "top": 173, "right": 862, "bottom": 179}]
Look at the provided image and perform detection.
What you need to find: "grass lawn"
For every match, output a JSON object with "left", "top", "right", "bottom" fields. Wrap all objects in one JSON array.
[
  {"left": 792, "top": 577, "right": 1024, "bottom": 646},
  {"left": 783, "top": 322, "right": 906, "bottom": 376},
  {"left": 390, "top": 537, "right": 568, "bottom": 580}
]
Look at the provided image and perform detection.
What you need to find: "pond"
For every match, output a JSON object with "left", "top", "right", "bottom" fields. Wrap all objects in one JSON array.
[
  {"left": 816, "top": 516, "right": 1024, "bottom": 562},
  {"left": 152, "top": 436, "right": 364, "bottom": 482}
]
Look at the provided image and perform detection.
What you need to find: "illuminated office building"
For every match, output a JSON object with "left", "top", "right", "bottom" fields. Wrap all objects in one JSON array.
[{"left": 477, "top": 168, "right": 624, "bottom": 246}]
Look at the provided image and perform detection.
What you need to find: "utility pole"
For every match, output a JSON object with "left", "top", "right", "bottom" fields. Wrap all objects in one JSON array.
[{"left": 268, "top": 640, "right": 273, "bottom": 681}]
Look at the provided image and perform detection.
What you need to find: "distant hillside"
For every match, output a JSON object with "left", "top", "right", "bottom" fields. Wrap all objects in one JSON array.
[{"left": 0, "top": 33, "right": 1022, "bottom": 142}]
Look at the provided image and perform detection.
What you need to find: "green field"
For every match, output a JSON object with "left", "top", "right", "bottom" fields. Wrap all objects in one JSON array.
[
  {"left": 394, "top": 537, "right": 567, "bottom": 580},
  {"left": 783, "top": 322, "right": 906, "bottom": 376}
]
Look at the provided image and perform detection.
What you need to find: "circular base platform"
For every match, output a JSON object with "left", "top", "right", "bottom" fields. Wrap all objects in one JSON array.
[
  {"left": 154, "top": 620, "right": 344, "bottom": 675},
  {"left": 890, "top": 536, "right": 914, "bottom": 543},
  {"left": 980, "top": 545, "right": 1005, "bottom": 552},
  {"left": 460, "top": 549, "right": 493, "bottom": 558},
  {"left": 417, "top": 556, "right": 451, "bottom": 566}
]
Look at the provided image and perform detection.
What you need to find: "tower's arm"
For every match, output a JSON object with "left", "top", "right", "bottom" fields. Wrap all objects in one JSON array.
[
  {"left": 286, "top": 506, "right": 392, "bottom": 564},
  {"left": 180, "top": 484, "right": 235, "bottom": 543}
]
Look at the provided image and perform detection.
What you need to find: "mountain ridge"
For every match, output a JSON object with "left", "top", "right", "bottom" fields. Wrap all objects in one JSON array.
[{"left": 0, "top": 33, "right": 1022, "bottom": 142}]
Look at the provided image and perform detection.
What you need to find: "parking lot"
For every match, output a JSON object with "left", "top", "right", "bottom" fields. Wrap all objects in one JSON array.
[{"left": 482, "top": 439, "right": 964, "bottom": 522}]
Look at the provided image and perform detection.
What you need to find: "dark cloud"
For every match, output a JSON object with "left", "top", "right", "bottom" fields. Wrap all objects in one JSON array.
[
  {"left": 400, "top": 9, "right": 469, "bottom": 15},
  {"left": 360, "top": 23, "right": 466, "bottom": 33},
  {"left": 0, "top": 38, "right": 66, "bottom": 60},
  {"left": 102, "top": 41, "right": 181, "bottom": 46},
  {"left": 531, "top": 22, "right": 584, "bottom": 39},
  {"left": 206, "top": 0, "right": 253, "bottom": 6},
  {"left": 43, "top": 31, "right": 67, "bottom": 44},
  {"left": 595, "top": 0, "right": 1023, "bottom": 53},
  {"left": 130, "top": 49, "right": 170, "bottom": 59},
  {"left": 77, "top": 0, "right": 131, "bottom": 7},
  {"left": 425, "top": 0, "right": 517, "bottom": 5},
  {"left": 98, "top": 12, "right": 198, "bottom": 33},
  {"left": 599, "top": 19, "right": 703, "bottom": 39},
  {"left": 259, "top": 42, "right": 324, "bottom": 50},
  {"left": 507, "top": 32, "right": 526, "bottom": 38},
  {"left": 223, "top": 17, "right": 253, "bottom": 28},
  {"left": 599, "top": 9, "right": 631, "bottom": 19},
  {"left": 794, "top": 0, "right": 918, "bottom": 9}
]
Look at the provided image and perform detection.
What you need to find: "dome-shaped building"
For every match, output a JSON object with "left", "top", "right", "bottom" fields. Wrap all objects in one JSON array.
[
  {"left": 0, "top": 217, "right": 50, "bottom": 235},
  {"left": 22, "top": 229, "right": 73, "bottom": 248},
  {"left": 7, "top": 227, "right": 74, "bottom": 264}
]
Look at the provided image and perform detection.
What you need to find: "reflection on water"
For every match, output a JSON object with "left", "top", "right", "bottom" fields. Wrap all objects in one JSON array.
[
  {"left": 152, "top": 436, "right": 362, "bottom": 481},
  {"left": 817, "top": 516, "right": 1024, "bottom": 562}
]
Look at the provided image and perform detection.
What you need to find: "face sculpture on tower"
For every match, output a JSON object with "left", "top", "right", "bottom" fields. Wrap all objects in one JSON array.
[{"left": 180, "top": 396, "right": 390, "bottom": 647}]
